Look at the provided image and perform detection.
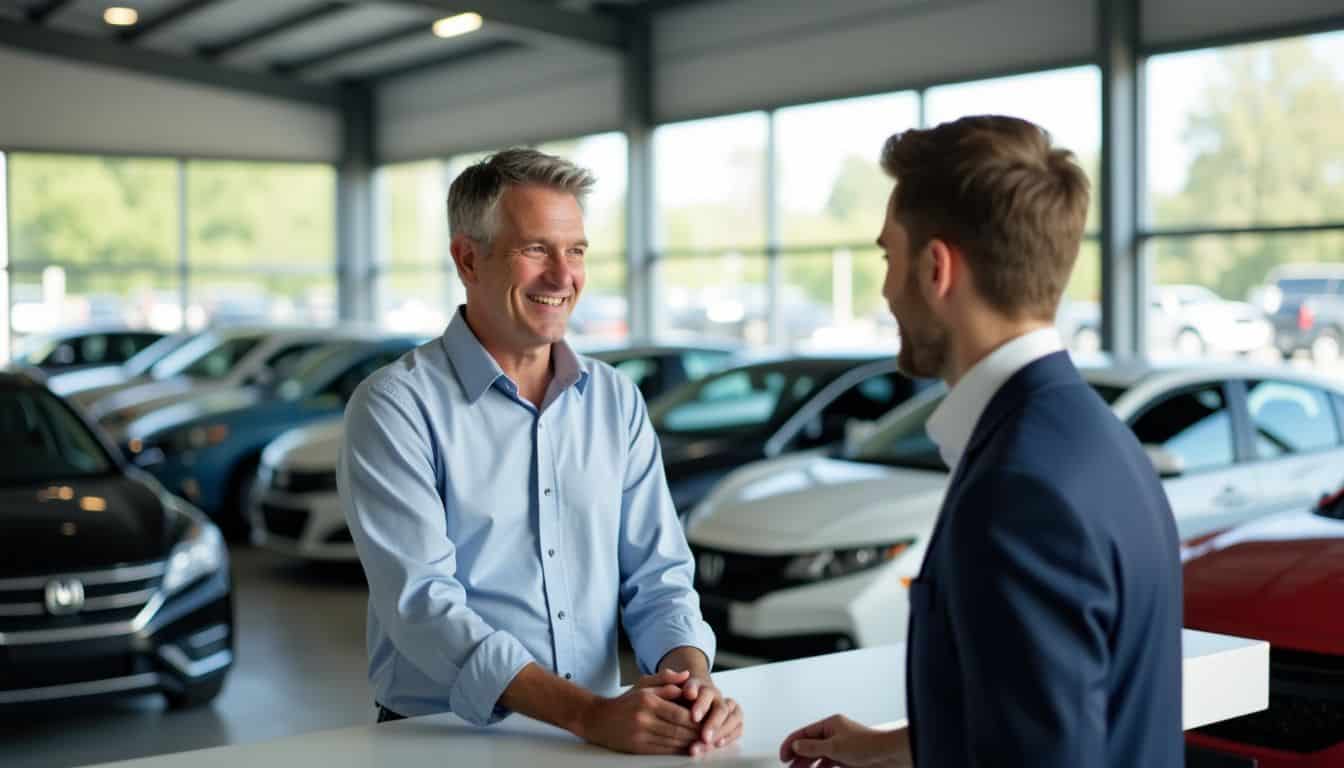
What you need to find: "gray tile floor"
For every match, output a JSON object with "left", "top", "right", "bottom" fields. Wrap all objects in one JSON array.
[{"left": 3, "top": 547, "right": 381, "bottom": 768}]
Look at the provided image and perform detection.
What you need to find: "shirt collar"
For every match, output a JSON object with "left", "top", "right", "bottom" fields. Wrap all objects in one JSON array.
[
  {"left": 441, "top": 306, "right": 589, "bottom": 405},
  {"left": 925, "top": 327, "right": 1063, "bottom": 475}
]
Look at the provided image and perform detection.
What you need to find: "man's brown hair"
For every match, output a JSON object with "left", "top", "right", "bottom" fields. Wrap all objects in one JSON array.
[{"left": 880, "top": 115, "right": 1090, "bottom": 320}]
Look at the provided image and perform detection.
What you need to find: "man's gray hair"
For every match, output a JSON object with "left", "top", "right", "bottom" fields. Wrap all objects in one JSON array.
[{"left": 447, "top": 148, "right": 597, "bottom": 246}]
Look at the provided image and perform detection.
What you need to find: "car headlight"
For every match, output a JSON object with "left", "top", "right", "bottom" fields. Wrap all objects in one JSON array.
[
  {"left": 158, "top": 423, "right": 231, "bottom": 455},
  {"left": 782, "top": 541, "right": 914, "bottom": 583},
  {"left": 162, "top": 522, "right": 227, "bottom": 595}
]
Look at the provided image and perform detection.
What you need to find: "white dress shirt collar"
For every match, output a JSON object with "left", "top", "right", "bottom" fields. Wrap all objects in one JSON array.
[{"left": 925, "top": 327, "right": 1063, "bottom": 475}]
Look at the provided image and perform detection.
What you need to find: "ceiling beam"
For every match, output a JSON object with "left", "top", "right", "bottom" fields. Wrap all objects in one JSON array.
[
  {"left": 0, "top": 18, "right": 339, "bottom": 107},
  {"left": 362, "top": 38, "right": 523, "bottom": 83},
  {"left": 199, "top": 2, "right": 353, "bottom": 59},
  {"left": 25, "top": 0, "right": 74, "bottom": 24},
  {"left": 271, "top": 20, "right": 430, "bottom": 75},
  {"left": 119, "top": 0, "right": 224, "bottom": 42},
  {"left": 388, "top": 0, "right": 628, "bottom": 52}
]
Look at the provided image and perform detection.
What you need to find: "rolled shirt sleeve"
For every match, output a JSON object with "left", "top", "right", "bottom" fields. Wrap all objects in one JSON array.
[
  {"left": 340, "top": 379, "right": 534, "bottom": 725},
  {"left": 615, "top": 386, "right": 717, "bottom": 673}
]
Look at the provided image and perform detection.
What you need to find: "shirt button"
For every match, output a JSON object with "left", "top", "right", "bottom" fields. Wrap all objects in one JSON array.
[
  {"left": 543, "top": 488, "right": 551, "bottom": 496},
  {"left": 557, "top": 611, "right": 566, "bottom": 620},
  {"left": 564, "top": 673, "right": 572, "bottom": 680},
  {"left": 547, "top": 548, "right": 556, "bottom": 557}
]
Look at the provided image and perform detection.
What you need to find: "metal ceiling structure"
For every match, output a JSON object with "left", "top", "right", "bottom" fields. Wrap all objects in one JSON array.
[{"left": 0, "top": 0, "right": 706, "bottom": 104}]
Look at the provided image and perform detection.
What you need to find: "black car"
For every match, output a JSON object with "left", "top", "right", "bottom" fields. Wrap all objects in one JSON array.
[
  {"left": 589, "top": 343, "right": 740, "bottom": 402},
  {"left": 1261, "top": 265, "right": 1344, "bottom": 365},
  {"left": 0, "top": 371, "right": 233, "bottom": 710},
  {"left": 650, "top": 355, "right": 927, "bottom": 517},
  {"left": 11, "top": 328, "right": 166, "bottom": 374}
]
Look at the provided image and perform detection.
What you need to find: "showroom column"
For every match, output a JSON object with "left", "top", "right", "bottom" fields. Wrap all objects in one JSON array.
[
  {"left": 623, "top": 12, "right": 655, "bottom": 341},
  {"left": 1099, "top": 0, "right": 1146, "bottom": 357},
  {"left": 338, "top": 83, "right": 377, "bottom": 325}
]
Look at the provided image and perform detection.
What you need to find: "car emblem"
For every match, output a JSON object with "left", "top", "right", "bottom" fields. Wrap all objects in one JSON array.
[
  {"left": 44, "top": 578, "right": 85, "bottom": 615},
  {"left": 697, "top": 553, "right": 726, "bottom": 587}
]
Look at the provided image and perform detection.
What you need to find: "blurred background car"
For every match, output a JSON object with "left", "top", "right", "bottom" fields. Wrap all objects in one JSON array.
[
  {"left": 1068, "top": 286, "right": 1273, "bottom": 359},
  {"left": 43, "top": 332, "right": 199, "bottom": 403},
  {"left": 588, "top": 343, "right": 741, "bottom": 402},
  {"left": 10, "top": 327, "right": 165, "bottom": 374},
  {"left": 651, "top": 354, "right": 930, "bottom": 517},
  {"left": 0, "top": 370, "right": 232, "bottom": 711},
  {"left": 125, "top": 334, "right": 422, "bottom": 538},
  {"left": 686, "top": 361, "right": 1344, "bottom": 666},
  {"left": 1183, "top": 483, "right": 1344, "bottom": 767},
  {"left": 87, "top": 327, "right": 338, "bottom": 444},
  {"left": 1255, "top": 264, "right": 1344, "bottom": 366}
]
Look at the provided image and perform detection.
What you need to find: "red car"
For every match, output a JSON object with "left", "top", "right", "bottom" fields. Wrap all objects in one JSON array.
[{"left": 1183, "top": 485, "right": 1344, "bottom": 767}]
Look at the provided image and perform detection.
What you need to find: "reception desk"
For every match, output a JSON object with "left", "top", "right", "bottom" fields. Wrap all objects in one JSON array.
[{"left": 95, "top": 629, "right": 1268, "bottom": 768}]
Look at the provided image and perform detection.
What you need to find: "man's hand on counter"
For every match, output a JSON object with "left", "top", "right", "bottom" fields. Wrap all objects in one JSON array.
[
  {"left": 779, "top": 714, "right": 912, "bottom": 768},
  {"left": 576, "top": 677, "right": 703, "bottom": 754},
  {"left": 656, "top": 646, "right": 745, "bottom": 756}
]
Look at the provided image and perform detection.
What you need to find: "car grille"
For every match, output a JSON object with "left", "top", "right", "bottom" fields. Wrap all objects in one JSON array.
[
  {"left": 261, "top": 502, "right": 309, "bottom": 540},
  {"left": 0, "top": 562, "right": 164, "bottom": 634},
  {"left": 1194, "top": 648, "right": 1344, "bottom": 753},
  {"left": 271, "top": 469, "right": 338, "bottom": 494},
  {"left": 690, "top": 545, "right": 793, "bottom": 602},
  {"left": 700, "top": 595, "right": 854, "bottom": 662}
]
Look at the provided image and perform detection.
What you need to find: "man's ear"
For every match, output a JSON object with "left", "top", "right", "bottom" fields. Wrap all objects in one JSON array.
[
  {"left": 923, "top": 238, "right": 957, "bottom": 303},
  {"left": 451, "top": 235, "right": 482, "bottom": 287}
]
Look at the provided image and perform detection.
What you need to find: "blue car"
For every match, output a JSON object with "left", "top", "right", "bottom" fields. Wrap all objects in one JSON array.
[{"left": 124, "top": 335, "right": 422, "bottom": 536}]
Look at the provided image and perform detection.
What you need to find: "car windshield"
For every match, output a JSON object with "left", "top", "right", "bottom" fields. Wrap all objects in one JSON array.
[
  {"left": 650, "top": 362, "right": 842, "bottom": 437},
  {"left": 123, "top": 333, "right": 194, "bottom": 377},
  {"left": 849, "top": 381, "right": 1129, "bottom": 471},
  {"left": 0, "top": 389, "right": 114, "bottom": 486},
  {"left": 272, "top": 342, "right": 358, "bottom": 400},
  {"left": 152, "top": 334, "right": 265, "bottom": 380},
  {"left": 1278, "top": 278, "right": 1333, "bottom": 295}
]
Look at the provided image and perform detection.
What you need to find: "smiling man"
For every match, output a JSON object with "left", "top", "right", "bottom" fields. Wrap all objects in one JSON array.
[{"left": 339, "top": 149, "right": 739, "bottom": 757}]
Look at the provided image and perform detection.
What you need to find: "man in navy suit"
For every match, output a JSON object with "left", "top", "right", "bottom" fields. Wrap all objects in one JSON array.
[{"left": 779, "top": 116, "right": 1183, "bottom": 767}]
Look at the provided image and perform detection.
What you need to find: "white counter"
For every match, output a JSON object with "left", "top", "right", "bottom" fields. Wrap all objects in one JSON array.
[{"left": 94, "top": 629, "right": 1268, "bottom": 768}]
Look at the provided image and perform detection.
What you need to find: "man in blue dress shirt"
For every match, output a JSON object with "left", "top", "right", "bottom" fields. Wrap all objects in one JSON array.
[
  {"left": 339, "top": 149, "right": 741, "bottom": 756},
  {"left": 778, "top": 117, "right": 1183, "bottom": 766}
]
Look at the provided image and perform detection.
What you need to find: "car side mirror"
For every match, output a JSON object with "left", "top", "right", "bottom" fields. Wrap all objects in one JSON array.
[
  {"left": 1144, "top": 445, "right": 1185, "bottom": 479},
  {"left": 844, "top": 418, "right": 878, "bottom": 455}
]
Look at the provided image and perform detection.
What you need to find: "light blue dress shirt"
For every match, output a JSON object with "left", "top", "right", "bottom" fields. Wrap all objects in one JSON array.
[{"left": 339, "top": 308, "right": 715, "bottom": 726}]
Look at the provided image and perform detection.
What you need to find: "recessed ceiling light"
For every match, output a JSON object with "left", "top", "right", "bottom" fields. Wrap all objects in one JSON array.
[
  {"left": 432, "top": 12, "right": 482, "bottom": 39},
  {"left": 103, "top": 6, "right": 139, "bottom": 26}
]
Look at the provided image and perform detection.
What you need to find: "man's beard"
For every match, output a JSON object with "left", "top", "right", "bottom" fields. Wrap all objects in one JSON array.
[{"left": 894, "top": 292, "right": 948, "bottom": 380}]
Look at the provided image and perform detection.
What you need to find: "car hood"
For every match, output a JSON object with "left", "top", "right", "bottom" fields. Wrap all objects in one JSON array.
[
  {"left": 66, "top": 374, "right": 153, "bottom": 410},
  {"left": 92, "top": 377, "right": 200, "bottom": 420},
  {"left": 126, "top": 387, "right": 265, "bottom": 440},
  {"left": 45, "top": 366, "right": 130, "bottom": 398},
  {"left": 1183, "top": 509, "right": 1344, "bottom": 655},
  {"left": 688, "top": 454, "right": 948, "bottom": 553},
  {"left": 0, "top": 475, "right": 184, "bottom": 575},
  {"left": 263, "top": 418, "right": 345, "bottom": 471}
]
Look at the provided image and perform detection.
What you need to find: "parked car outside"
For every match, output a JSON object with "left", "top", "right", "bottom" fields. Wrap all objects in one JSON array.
[
  {"left": 44, "top": 332, "right": 199, "bottom": 402},
  {"left": 686, "top": 361, "right": 1344, "bottom": 666},
  {"left": 0, "top": 370, "right": 233, "bottom": 710},
  {"left": 1256, "top": 264, "right": 1344, "bottom": 366},
  {"left": 1183, "top": 483, "right": 1344, "bottom": 767},
  {"left": 88, "top": 327, "right": 341, "bottom": 443},
  {"left": 125, "top": 335, "right": 422, "bottom": 537},
  {"left": 11, "top": 328, "right": 165, "bottom": 374},
  {"left": 1066, "top": 286, "right": 1273, "bottom": 358},
  {"left": 651, "top": 355, "right": 931, "bottom": 518}
]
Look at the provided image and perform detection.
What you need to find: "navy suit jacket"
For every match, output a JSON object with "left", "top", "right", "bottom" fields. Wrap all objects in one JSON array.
[{"left": 906, "top": 351, "right": 1183, "bottom": 767}]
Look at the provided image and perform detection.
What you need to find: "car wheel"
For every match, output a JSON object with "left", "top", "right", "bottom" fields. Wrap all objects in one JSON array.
[
  {"left": 1175, "top": 328, "right": 1206, "bottom": 358},
  {"left": 1311, "top": 328, "right": 1341, "bottom": 367},
  {"left": 164, "top": 673, "right": 227, "bottom": 709}
]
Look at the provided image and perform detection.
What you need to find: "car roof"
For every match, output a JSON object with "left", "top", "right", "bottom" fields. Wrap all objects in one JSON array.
[{"left": 1078, "top": 356, "right": 1342, "bottom": 390}]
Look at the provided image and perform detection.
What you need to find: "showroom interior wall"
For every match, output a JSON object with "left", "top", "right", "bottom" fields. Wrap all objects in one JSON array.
[{"left": 3, "top": 0, "right": 1344, "bottom": 355}]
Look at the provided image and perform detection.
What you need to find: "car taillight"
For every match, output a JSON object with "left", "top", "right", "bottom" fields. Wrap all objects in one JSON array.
[{"left": 1298, "top": 303, "right": 1315, "bottom": 331}]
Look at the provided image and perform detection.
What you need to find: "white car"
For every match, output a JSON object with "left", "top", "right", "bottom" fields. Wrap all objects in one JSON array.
[
  {"left": 249, "top": 418, "right": 350, "bottom": 561},
  {"left": 687, "top": 361, "right": 1344, "bottom": 667},
  {"left": 86, "top": 327, "right": 340, "bottom": 442}
]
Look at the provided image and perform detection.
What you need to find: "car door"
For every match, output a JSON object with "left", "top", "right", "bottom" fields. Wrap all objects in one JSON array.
[
  {"left": 1242, "top": 378, "right": 1344, "bottom": 515},
  {"left": 1127, "top": 381, "right": 1259, "bottom": 540}
]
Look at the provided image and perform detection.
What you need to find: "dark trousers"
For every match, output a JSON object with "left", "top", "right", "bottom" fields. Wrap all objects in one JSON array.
[{"left": 376, "top": 703, "right": 406, "bottom": 723}]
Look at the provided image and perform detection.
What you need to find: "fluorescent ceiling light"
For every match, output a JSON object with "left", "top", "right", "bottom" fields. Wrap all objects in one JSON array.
[
  {"left": 433, "top": 12, "right": 483, "bottom": 39},
  {"left": 103, "top": 6, "right": 139, "bottom": 26}
]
